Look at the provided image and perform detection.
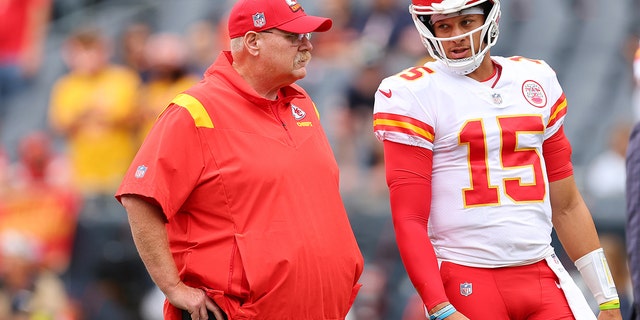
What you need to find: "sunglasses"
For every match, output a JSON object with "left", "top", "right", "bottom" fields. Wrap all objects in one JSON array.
[{"left": 261, "top": 30, "right": 312, "bottom": 46}]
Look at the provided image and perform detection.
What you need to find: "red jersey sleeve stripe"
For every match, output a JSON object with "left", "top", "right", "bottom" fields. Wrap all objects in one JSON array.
[
  {"left": 170, "top": 93, "right": 214, "bottom": 128},
  {"left": 374, "top": 112, "right": 435, "bottom": 142},
  {"left": 547, "top": 94, "right": 567, "bottom": 128}
]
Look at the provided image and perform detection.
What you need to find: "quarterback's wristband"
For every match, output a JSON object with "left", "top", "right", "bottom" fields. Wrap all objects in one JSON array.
[
  {"left": 599, "top": 299, "right": 620, "bottom": 311},
  {"left": 574, "top": 248, "right": 619, "bottom": 304},
  {"left": 429, "top": 304, "right": 456, "bottom": 320}
]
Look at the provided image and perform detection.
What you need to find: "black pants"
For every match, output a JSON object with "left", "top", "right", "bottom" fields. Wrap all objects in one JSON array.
[{"left": 182, "top": 309, "right": 227, "bottom": 320}]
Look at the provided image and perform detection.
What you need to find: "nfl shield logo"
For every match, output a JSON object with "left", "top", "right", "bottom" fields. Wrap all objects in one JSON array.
[
  {"left": 135, "top": 165, "right": 147, "bottom": 179},
  {"left": 460, "top": 282, "right": 472, "bottom": 296},
  {"left": 252, "top": 12, "right": 266, "bottom": 28}
]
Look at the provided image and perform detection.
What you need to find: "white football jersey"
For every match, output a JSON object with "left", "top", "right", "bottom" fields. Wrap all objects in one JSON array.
[{"left": 374, "top": 56, "right": 568, "bottom": 267}]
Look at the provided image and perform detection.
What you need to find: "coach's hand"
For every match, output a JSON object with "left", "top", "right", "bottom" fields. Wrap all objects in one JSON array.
[{"left": 166, "top": 281, "right": 226, "bottom": 320}]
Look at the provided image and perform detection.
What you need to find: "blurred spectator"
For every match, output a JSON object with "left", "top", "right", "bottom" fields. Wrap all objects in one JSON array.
[
  {"left": 8, "top": 130, "right": 73, "bottom": 189},
  {"left": 136, "top": 32, "right": 200, "bottom": 144},
  {"left": 401, "top": 293, "right": 426, "bottom": 320},
  {"left": 297, "top": 0, "right": 362, "bottom": 146},
  {"left": 0, "top": 230, "right": 76, "bottom": 319},
  {"left": 383, "top": 24, "right": 433, "bottom": 73},
  {"left": 116, "top": 21, "right": 153, "bottom": 82},
  {"left": 586, "top": 121, "right": 632, "bottom": 198},
  {"left": 633, "top": 40, "right": 640, "bottom": 121},
  {"left": 47, "top": 25, "right": 148, "bottom": 319},
  {"left": 351, "top": 0, "right": 414, "bottom": 65},
  {"left": 333, "top": 61, "right": 387, "bottom": 197},
  {"left": 635, "top": 39, "right": 640, "bottom": 84},
  {"left": 0, "top": 0, "right": 52, "bottom": 126},
  {"left": 350, "top": 264, "right": 389, "bottom": 320},
  {"left": 0, "top": 131, "right": 79, "bottom": 274},
  {"left": 0, "top": 145, "right": 8, "bottom": 195},
  {"left": 309, "top": 0, "right": 361, "bottom": 66},
  {"left": 185, "top": 19, "right": 222, "bottom": 77},
  {"left": 585, "top": 121, "right": 632, "bottom": 232},
  {"left": 48, "top": 25, "right": 140, "bottom": 202}
]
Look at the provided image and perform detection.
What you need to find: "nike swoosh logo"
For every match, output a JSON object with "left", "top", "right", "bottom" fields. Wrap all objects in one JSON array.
[{"left": 378, "top": 89, "right": 392, "bottom": 98}]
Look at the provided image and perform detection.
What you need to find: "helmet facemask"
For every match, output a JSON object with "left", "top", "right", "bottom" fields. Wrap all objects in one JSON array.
[{"left": 410, "top": 0, "right": 500, "bottom": 75}]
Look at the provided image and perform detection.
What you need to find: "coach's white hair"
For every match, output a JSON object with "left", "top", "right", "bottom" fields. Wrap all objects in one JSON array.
[{"left": 230, "top": 37, "right": 244, "bottom": 54}]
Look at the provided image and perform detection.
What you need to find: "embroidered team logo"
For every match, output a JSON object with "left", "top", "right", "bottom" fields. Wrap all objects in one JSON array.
[
  {"left": 522, "top": 80, "right": 547, "bottom": 107},
  {"left": 284, "top": 0, "right": 302, "bottom": 12},
  {"left": 460, "top": 282, "right": 473, "bottom": 296},
  {"left": 291, "top": 104, "right": 306, "bottom": 120},
  {"left": 134, "top": 165, "right": 147, "bottom": 179},
  {"left": 252, "top": 12, "right": 266, "bottom": 28}
]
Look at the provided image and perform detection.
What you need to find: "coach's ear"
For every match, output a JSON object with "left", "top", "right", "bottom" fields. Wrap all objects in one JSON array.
[{"left": 243, "top": 31, "right": 261, "bottom": 56}]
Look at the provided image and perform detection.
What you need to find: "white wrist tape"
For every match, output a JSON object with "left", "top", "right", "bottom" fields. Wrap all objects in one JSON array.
[{"left": 574, "top": 248, "right": 619, "bottom": 304}]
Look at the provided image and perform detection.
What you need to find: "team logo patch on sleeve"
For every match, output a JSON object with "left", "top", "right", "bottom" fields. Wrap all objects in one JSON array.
[
  {"left": 522, "top": 80, "right": 547, "bottom": 107},
  {"left": 135, "top": 165, "right": 147, "bottom": 179}
]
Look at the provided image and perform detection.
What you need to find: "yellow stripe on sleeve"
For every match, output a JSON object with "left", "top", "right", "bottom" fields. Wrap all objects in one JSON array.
[
  {"left": 373, "top": 118, "right": 435, "bottom": 142},
  {"left": 170, "top": 93, "right": 214, "bottom": 128}
]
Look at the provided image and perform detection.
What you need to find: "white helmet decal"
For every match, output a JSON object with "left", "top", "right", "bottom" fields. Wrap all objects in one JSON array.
[{"left": 431, "top": 0, "right": 469, "bottom": 11}]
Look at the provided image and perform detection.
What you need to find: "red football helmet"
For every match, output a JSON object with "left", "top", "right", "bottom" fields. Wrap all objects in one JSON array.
[{"left": 409, "top": 0, "right": 500, "bottom": 75}]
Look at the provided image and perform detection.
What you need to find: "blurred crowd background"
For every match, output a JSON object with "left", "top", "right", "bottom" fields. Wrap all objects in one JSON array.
[{"left": 0, "top": 0, "right": 639, "bottom": 319}]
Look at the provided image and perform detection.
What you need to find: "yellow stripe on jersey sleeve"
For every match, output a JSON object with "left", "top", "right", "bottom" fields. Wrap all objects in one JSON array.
[
  {"left": 548, "top": 95, "right": 567, "bottom": 127},
  {"left": 373, "top": 118, "right": 435, "bottom": 142},
  {"left": 170, "top": 93, "right": 214, "bottom": 128}
]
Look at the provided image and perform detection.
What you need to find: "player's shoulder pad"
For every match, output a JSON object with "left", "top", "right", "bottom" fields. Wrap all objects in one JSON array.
[{"left": 375, "top": 64, "right": 440, "bottom": 102}]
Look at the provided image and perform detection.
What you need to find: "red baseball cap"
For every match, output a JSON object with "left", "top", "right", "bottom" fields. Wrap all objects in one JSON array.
[{"left": 227, "top": 0, "right": 333, "bottom": 38}]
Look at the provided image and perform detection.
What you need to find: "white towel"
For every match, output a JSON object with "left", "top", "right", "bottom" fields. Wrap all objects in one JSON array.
[{"left": 545, "top": 253, "right": 597, "bottom": 320}]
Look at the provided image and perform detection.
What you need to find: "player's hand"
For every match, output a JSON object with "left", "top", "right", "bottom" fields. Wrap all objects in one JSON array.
[
  {"left": 429, "top": 303, "right": 469, "bottom": 320},
  {"left": 164, "top": 281, "right": 226, "bottom": 320},
  {"left": 597, "top": 308, "right": 623, "bottom": 320}
]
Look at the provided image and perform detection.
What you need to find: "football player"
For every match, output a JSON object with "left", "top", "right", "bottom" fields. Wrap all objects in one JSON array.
[{"left": 373, "top": 0, "right": 623, "bottom": 319}]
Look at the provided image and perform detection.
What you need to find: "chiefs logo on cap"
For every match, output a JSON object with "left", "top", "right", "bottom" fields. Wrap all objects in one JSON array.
[{"left": 285, "top": 0, "right": 302, "bottom": 12}]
